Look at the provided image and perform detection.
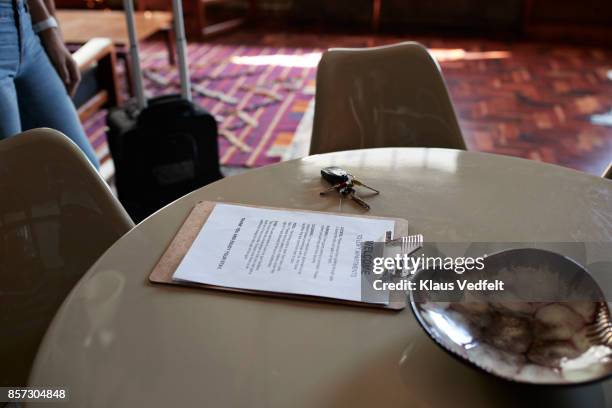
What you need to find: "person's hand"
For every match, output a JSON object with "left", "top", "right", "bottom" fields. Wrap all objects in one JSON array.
[{"left": 39, "top": 28, "right": 81, "bottom": 96}]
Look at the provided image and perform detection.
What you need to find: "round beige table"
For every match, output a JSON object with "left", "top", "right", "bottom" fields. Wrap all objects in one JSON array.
[{"left": 29, "top": 148, "right": 612, "bottom": 407}]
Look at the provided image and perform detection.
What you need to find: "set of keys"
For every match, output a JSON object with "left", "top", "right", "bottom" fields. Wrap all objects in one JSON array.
[{"left": 320, "top": 166, "right": 380, "bottom": 210}]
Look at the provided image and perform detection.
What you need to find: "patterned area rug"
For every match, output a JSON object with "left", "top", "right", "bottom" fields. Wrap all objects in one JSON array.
[
  {"left": 83, "top": 42, "right": 319, "bottom": 174},
  {"left": 84, "top": 39, "right": 612, "bottom": 178}
]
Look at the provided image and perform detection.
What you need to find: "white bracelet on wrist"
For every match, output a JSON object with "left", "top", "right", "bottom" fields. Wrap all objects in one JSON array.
[{"left": 33, "top": 16, "right": 58, "bottom": 34}]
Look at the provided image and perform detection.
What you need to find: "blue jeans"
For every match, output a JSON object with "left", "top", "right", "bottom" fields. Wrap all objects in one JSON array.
[{"left": 0, "top": 0, "right": 99, "bottom": 168}]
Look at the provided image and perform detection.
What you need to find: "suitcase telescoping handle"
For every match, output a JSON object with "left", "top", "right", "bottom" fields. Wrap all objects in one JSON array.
[
  {"left": 171, "top": 0, "right": 192, "bottom": 102},
  {"left": 122, "top": 0, "right": 192, "bottom": 110}
]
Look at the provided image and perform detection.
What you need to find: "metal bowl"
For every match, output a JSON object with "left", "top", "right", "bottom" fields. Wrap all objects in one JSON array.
[{"left": 410, "top": 248, "right": 612, "bottom": 385}]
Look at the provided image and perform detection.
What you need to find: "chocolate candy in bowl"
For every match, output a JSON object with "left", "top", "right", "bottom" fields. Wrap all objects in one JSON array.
[{"left": 410, "top": 248, "right": 612, "bottom": 385}]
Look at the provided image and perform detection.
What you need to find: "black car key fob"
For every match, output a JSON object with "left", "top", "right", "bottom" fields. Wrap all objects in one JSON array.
[{"left": 321, "top": 166, "right": 350, "bottom": 185}]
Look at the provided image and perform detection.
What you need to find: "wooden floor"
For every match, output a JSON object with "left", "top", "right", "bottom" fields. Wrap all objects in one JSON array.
[{"left": 212, "top": 29, "right": 612, "bottom": 176}]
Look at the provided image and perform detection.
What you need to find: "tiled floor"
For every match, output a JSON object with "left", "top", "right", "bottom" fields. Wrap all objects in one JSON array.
[{"left": 213, "top": 29, "right": 612, "bottom": 176}]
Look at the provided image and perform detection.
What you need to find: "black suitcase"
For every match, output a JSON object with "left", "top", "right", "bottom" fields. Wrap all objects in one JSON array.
[
  {"left": 107, "top": 0, "right": 222, "bottom": 222},
  {"left": 107, "top": 96, "right": 222, "bottom": 222}
]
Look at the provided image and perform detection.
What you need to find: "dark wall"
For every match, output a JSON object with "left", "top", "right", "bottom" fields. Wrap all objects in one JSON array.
[
  {"left": 285, "top": 0, "right": 523, "bottom": 31},
  {"left": 55, "top": 0, "right": 612, "bottom": 37},
  {"left": 530, "top": 0, "right": 612, "bottom": 26}
]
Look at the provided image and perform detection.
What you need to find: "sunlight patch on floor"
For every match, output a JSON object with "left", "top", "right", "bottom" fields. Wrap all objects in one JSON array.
[{"left": 229, "top": 48, "right": 511, "bottom": 68}]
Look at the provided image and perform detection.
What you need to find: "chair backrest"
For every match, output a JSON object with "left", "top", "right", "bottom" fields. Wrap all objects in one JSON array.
[
  {"left": 0, "top": 128, "right": 134, "bottom": 386},
  {"left": 310, "top": 42, "right": 466, "bottom": 155},
  {"left": 603, "top": 162, "right": 612, "bottom": 180}
]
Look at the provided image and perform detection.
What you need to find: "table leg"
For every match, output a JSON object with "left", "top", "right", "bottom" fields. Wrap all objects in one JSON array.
[
  {"left": 521, "top": 0, "right": 534, "bottom": 34},
  {"left": 372, "top": 0, "right": 382, "bottom": 32},
  {"left": 118, "top": 50, "right": 135, "bottom": 98},
  {"left": 164, "top": 28, "right": 176, "bottom": 66},
  {"left": 196, "top": 0, "right": 207, "bottom": 41},
  {"left": 99, "top": 48, "right": 122, "bottom": 107},
  {"left": 248, "top": 0, "right": 258, "bottom": 20}
]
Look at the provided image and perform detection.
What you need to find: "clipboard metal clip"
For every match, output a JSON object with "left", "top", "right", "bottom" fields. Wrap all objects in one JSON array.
[{"left": 386, "top": 233, "right": 424, "bottom": 256}]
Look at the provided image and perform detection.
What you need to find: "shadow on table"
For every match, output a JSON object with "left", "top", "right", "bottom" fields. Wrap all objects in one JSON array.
[{"left": 327, "top": 331, "right": 606, "bottom": 408}]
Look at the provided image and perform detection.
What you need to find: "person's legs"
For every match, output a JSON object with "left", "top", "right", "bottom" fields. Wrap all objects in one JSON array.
[
  {"left": 0, "top": 0, "right": 23, "bottom": 138},
  {"left": 0, "top": 77, "right": 21, "bottom": 138},
  {"left": 14, "top": 6, "right": 100, "bottom": 168}
]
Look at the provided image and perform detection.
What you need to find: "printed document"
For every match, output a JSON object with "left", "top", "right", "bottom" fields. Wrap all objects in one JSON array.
[{"left": 172, "top": 203, "right": 395, "bottom": 303}]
